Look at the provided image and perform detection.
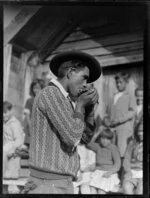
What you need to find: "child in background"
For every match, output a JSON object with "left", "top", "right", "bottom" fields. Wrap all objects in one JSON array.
[
  {"left": 3, "top": 101, "right": 25, "bottom": 193},
  {"left": 134, "top": 87, "right": 143, "bottom": 132},
  {"left": 87, "top": 128, "right": 121, "bottom": 194},
  {"left": 104, "top": 72, "right": 136, "bottom": 158},
  {"left": 122, "top": 122, "right": 143, "bottom": 194}
]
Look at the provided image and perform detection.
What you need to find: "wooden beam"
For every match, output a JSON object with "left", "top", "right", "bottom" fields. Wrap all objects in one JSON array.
[
  {"left": 39, "top": 6, "right": 88, "bottom": 62},
  {"left": 12, "top": 43, "right": 27, "bottom": 53},
  {"left": 81, "top": 42, "right": 143, "bottom": 56},
  {"left": 39, "top": 16, "right": 82, "bottom": 62},
  {"left": 4, "top": 6, "right": 41, "bottom": 46},
  {"left": 53, "top": 32, "right": 143, "bottom": 53},
  {"left": 64, "top": 26, "right": 143, "bottom": 43},
  {"left": 12, "top": 36, "right": 37, "bottom": 51},
  {"left": 97, "top": 50, "right": 143, "bottom": 67},
  {"left": 48, "top": 41, "right": 143, "bottom": 59}
]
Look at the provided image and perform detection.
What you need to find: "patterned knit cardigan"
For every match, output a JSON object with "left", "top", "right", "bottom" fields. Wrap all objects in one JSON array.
[{"left": 29, "top": 84, "right": 85, "bottom": 180}]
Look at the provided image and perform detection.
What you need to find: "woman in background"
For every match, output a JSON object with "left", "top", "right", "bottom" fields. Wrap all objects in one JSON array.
[{"left": 23, "top": 79, "right": 44, "bottom": 148}]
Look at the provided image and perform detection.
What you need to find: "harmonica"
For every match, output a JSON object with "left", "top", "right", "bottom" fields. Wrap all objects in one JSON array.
[{"left": 78, "top": 86, "right": 99, "bottom": 104}]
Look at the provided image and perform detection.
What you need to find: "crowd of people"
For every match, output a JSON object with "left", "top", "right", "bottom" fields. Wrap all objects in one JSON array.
[
  {"left": 3, "top": 51, "right": 143, "bottom": 194},
  {"left": 72, "top": 72, "right": 143, "bottom": 195}
]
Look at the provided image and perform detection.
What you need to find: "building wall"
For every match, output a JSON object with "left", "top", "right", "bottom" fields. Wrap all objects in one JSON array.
[
  {"left": 4, "top": 47, "right": 35, "bottom": 123},
  {"left": 6, "top": 53, "right": 25, "bottom": 122}
]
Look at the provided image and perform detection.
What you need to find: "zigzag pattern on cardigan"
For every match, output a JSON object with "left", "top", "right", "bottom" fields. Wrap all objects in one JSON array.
[{"left": 29, "top": 84, "right": 85, "bottom": 179}]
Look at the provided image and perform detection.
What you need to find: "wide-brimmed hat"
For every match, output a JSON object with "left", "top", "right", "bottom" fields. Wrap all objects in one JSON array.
[{"left": 49, "top": 51, "right": 101, "bottom": 83}]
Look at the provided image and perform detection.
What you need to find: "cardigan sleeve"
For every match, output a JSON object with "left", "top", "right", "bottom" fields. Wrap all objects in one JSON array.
[{"left": 37, "top": 86, "right": 85, "bottom": 148}]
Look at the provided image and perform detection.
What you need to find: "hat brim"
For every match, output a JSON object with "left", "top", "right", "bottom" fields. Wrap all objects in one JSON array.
[{"left": 49, "top": 51, "right": 101, "bottom": 83}]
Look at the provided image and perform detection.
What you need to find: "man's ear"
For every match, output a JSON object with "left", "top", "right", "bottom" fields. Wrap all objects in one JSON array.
[{"left": 67, "top": 67, "right": 76, "bottom": 79}]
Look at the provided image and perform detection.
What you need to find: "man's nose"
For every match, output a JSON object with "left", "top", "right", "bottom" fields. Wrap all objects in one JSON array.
[{"left": 83, "top": 81, "right": 87, "bottom": 87}]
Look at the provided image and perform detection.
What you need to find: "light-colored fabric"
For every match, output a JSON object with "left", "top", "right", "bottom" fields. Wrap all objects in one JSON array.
[
  {"left": 90, "top": 170, "right": 120, "bottom": 192},
  {"left": 73, "top": 145, "right": 95, "bottom": 187},
  {"left": 77, "top": 145, "right": 96, "bottom": 171},
  {"left": 109, "top": 90, "right": 136, "bottom": 125},
  {"left": 109, "top": 91, "right": 136, "bottom": 157},
  {"left": 51, "top": 78, "right": 68, "bottom": 98},
  {"left": 4, "top": 156, "right": 20, "bottom": 179},
  {"left": 8, "top": 184, "right": 20, "bottom": 194},
  {"left": 113, "top": 92, "right": 124, "bottom": 105},
  {"left": 80, "top": 172, "right": 92, "bottom": 184},
  {"left": 51, "top": 78, "right": 76, "bottom": 109},
  {"left": 136, "top": 105, "right": 142, "bottom": 115},
  {"left": 131, "top": 170, "right": 143, "bottom": 179},
  {"left": 24, "top": 108, "right": 30, "bottom": 115},
  {"left": 74, "top": 172, "right": 92, "bottom": 187},
  {"left": 3, "top": 116, "right": 25, "bottom": 178},
  {"left": 3, "top": 116, "right": 25, "bottom": 152}
]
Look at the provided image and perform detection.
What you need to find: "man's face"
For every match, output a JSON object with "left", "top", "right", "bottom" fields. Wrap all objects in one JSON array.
[
  {"left": 136, "top": 90, "right": 143, "bottom": 106},
  {"left": 116, "top": 78, "right": 127, "bottom": 92},
  {"left": 68, "top": 67, "right": 90, "bottom": 99}
]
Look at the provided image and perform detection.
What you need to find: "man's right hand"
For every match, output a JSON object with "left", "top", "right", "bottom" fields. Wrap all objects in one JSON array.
[{"left": 76, "top": 88, "right": 98, "bottom": 113}]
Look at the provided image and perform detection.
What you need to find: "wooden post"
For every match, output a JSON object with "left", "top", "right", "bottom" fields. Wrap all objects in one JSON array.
[
  {"left": 20, "top": 52, "right": 34, "bottom": 106},
  {"left": 3, "top": 44, "right": 12, "bottom": 100}
]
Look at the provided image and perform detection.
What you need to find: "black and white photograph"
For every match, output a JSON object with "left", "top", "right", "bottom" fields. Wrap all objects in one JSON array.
[{"left": 1, "top": 1, "right": 149, "bottom": 196}]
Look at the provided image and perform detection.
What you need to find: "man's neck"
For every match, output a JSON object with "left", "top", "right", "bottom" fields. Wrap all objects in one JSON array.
[
  {"left": 57, "top": 78, "right": 68, "bottom": 93},
  {"left": 58, "top": 78, "right": 77, "bottom": 102}
]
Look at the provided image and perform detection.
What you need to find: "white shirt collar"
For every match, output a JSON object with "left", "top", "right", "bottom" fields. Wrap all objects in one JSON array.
[
  {"left": 51, "top": 78, "right": 69, "bottom": 98},
  {"left": 51, "top": 78, "right": 76, "bottom": 109}
]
